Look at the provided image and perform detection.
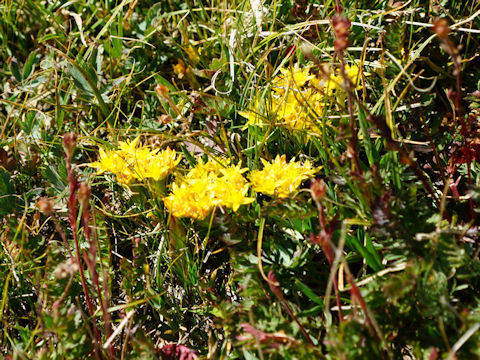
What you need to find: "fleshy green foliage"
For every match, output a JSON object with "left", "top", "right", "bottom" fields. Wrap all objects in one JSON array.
[{"left": 2, "top": 0, "right": 480, "bottom": 359}]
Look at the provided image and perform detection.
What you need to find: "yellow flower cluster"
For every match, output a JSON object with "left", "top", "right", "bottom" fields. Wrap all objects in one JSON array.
[
  {"left": 89, "top": 137, "right": 181, "bottom": 184},
  {"left": 90, "top": 140, "right": 319, "bottom": 219},
  {"left": 250, "top": 155, "right": 317, "bottom": 198},
  {"left": 239, "top": 63, "right": 362, "bottom": 132},
  {"left": 164, "top": 155, "right": 318, "bottom": 219},
  {"left": 163, "top": 159, "right": 254, "bottom": 220}
]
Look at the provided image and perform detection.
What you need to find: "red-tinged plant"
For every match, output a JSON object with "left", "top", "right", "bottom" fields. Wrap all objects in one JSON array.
[
  {"left": 267, "top": 271, "right": 315, "bottom": 346},
  {"left": 63, "top": 132, "right": 114, "bottom": 358},
  {"left": 160, "top": 343, "right": 199, "bottom": 360},
  {"left": 309, "top": 179, "right": 344, "bottom": 322},
  {"left": 237, "top": 323, "right": 295, "bottom": 349},
  {"left": 433, "top": 17, "right": 476, "bottom": 220}
]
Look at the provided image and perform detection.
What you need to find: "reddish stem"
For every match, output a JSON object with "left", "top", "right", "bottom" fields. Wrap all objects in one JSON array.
[
  {"left": 267, "top": 271, "right": 316, "bottom": 346},
  {"left": 65, "top": 157, "right": 102, "bottom": 345},
  {"left": 81, "top": 203, "right": 114, "bottom": 357},
  {"left": 347, "top": 274, "right": 381, "bottom": 340},
  {"left": 314, "top": 202, "right": 344, "bottom": 323},
  {"left": 339, "top": 53, "right": 363, "bottom": 176},
  {"left": 451, "top": 45, "right": 475, "bottom": 221},
  {"left": 434, "top": 19, "right": 475, "bottom": 221}
]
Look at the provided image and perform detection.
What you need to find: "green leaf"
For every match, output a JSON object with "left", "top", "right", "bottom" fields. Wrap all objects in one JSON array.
[
  {"left": 297, "top": 304, "right": 323, "bottom": 317},
  {"left": 112, "top": 17, "right": 123, "bottom": 59},
  {"left": 43, "top": 164, "right": 68, "bottom": 196},
  {"left": 180, "top": 145, "right": 198, "bottom": 167},
  {"left": 10, "top": 59, "right": 22, "bottom": 82},
  {"left": 295, "top": 280, "right": 323, "bottom": 306},
  {"left": 242, "top": 349, "right": 259, "bottom": 360},
  {"left": 0, "top": 169, "right": 16, "bottom": 215},
  {"left": 365, "top": 234, "right": 382, "bottom": 271},
  {"left": 21, "top": 111, "right": 41, "bottom": 139},
  {"left": 66, "top": 63, "right": 94, "bottom": 96},
  {"left": 153, "top": 74, "right": 176, "bottom": 92},
  {"left": 38, "top": 33, "right": 64, "bottom": 43},
  {"left": 346, "top": 230, "right": 383, "bottom": 272},
  {"left": 358, "top": 108, "right": 378, "bottom": 166},
  {"left": 23, "top": 51, "right": 38, "bottom": 80}
]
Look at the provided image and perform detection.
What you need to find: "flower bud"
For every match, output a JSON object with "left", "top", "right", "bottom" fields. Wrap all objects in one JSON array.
[
  {"left": 334, "top": 38, "right": 349, "bottom": 53},
  {"left": 433, "top": 17, "right": 450, "bottom": 39},
  {"left": 300, "top": 43, "right": 313, "bottom": 58},
  {"left": 155, "top": 84, "right": 169, "bottom": 97},
  {"left": 159, "top": 114, "right": 173, "bottom": 124},
  {"left": 37, "top": 197, "right": 54, "bottom": 215},
  {"left": 310, "top": 178, "right": 327, "bottom": 202},
  {"left": 77, "top": 182, "right": 91, "bottom": 210},
  {"left": 53, "top": 258, "right": 79, "bottom": 279},
  {"left": 332, "top": 15, "right": 351, "bottom": 52},
  {"left": 62, "top": 132, "right": 77, "bottom": 160}
]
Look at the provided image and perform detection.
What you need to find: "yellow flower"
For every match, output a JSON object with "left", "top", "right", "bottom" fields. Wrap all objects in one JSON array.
[
  {"left": 345, "top": 64, "right": 363, "bottom": 89},
  {"left": 272, "top": 88, "right": 326, "bottom": 132},
  {"left": 238, "top": 99, "right": 266, "bottom": 128},
  {"left": 133, "top": 147, "right": 181, "bottom": 181},
  {"left": 239, "top": 62, "right": 366, "bottom": 134},
  {"left": 90, "top": 148, "right": 136, "bottom": 184},
  {"left": 273, "top": 93, "right": 298, "bottom": 124},
  {"left": 240, "top": 64, "right": 326, "bottom": 133},
  {"left": 173, "top": 59, "right": 192, "bottom": 79},
  {"left": 164, "top": 159, "right": 254, "bottom": 219},
  {"left": 89, "top": 137, "right": 181, "bottom": 185},
  {"left": 238, "top": 109, "right": 262, "bottom": 126},
  {"left": 117, "top": 136, "right": 141, "bottom": 154},
  {"left": 173, "top": 60, "right": 186, "bottom": 77},
  {"left": 164, "top": 178, "right": 215, "bottom": 220},
  {"left": 216, "top": 183, "right": 252, "bottom": 212},
  {"left": 273, "top": 64, "right": 314, "bottom": 94},
  {"left": 215, "top": 163, "right": 254, "bottom": 211},
  {"left": 312, "top": 74, "right": 341, "bottom": 97},
  {"left": 249, "top": 155, "right": 317, "bottom": 198}
]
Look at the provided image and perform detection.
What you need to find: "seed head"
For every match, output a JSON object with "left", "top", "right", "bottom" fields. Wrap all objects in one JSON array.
[{"left": 332, "top": 15, "right": 351, "bottom": 52}]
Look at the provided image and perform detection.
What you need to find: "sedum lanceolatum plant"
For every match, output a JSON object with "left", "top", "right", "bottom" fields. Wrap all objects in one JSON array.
[{"left": 3, "top": 1, "right": 480, "bottom": 359}]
